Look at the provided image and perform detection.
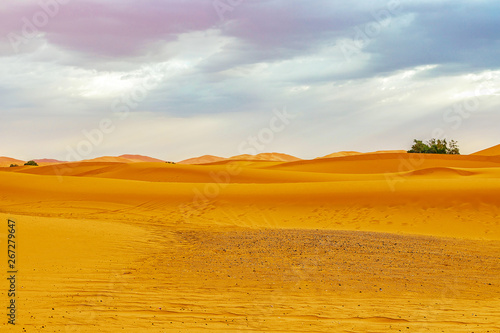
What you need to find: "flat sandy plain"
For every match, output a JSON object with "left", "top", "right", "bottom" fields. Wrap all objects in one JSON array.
[{"left": 1, "top": 149, "right": 500, "bottom": 332}]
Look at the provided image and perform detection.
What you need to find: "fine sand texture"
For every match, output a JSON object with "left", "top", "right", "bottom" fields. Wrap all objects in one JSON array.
[{"left": 0, "top": 151, "right": 499, "bottom": 332}]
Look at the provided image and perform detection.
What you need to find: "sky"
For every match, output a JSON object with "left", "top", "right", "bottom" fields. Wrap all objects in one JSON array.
[{"left": 0, "top": 0, "right": 499, "bottom": 161}]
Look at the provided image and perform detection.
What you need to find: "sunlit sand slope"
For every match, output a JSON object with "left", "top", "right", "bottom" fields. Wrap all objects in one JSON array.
[
  {"left": 316, "top": 150, "right": 407, "bottom": 159},
  {"left": 471, "top": 143, "right": 500, "bottom": 156},
  {"left": 1, "top": 154, "right": 500, "bottom": 239},
  {"left": 3, "top": 162, "right": 374, "bottom": 183},
  {"left": 178, "top": 155, "right": 227, "bottom": 164},
  {"left": 264, "top": 152, "right": 500, "bottom": 174},
  {"left": 0, "top": 156, "right": 25, "bottom": 167}
]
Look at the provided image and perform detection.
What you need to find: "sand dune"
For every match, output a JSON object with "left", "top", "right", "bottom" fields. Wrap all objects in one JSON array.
[
  {"left": 317, "top": 151, "right": 361, "bottom": 158},
  {"left": 0, "top": 147, "right": 499, "bottom": 332},
  {"left": 2, "top": 153, "right": 500, "bottom": 239},
  {"left": 0, "top": 156, "right": 24, "bottom": 167},
  {"left": 118, "top": 154, "right": 165, "bottom": 162},
  {"left": 32, "top": 158, "right": 67, "bottom": 166},
  {"left": 79, "top": 154, "right": 164, "bottom": 163},
  {"left": 179, "top": 153, "right": 301, "bottom": 165},
  {"left": 81, "top": 156, "right": 135, "bottom": 163},
  {"left": 34, "top": 158, "right": 66, "bottom": 164},
  {"left": 8, "top": 160, "right": 403, "bottom": 183},
  {"left": 266, "top": 152, "right": 500, "bottom": 174},
  {"left": 178, "top": 154, "right": 227, "bottom": 164},
  {"left": 406, "top": 166, "right": 477, "bottom": 177},
  {"left": 317, "top": 150, "right": 407, "bottom": 159},
  {"left": 229, "top": 152, "right": 301, "bottom": 162},
  {"left": 1, "top": 157, "right": 66, "bottom": 167},
  {"left": 471, "top": 143, "right": 500, "bottom": 156}
]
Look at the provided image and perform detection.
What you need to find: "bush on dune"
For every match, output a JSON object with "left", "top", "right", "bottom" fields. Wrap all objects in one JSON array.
[{"left": 408, "top": 138, "right": 460, "bottom": 155}]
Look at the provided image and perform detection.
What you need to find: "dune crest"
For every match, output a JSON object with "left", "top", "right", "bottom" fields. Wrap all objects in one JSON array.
[
  {"left": 228, "top": 153, "right": 301, "bottom": 162},
  {"left": 317, "top": 150, "right": 407, "bottom": 159},
  {"left": 471, "top": 144, "right": 500, "bottom": 156},
  {"left": 178, "top": 155, "right": 227, "bottom": 164},
  {"left": 265, "top": 152, "right": 500, "bottom": 174},
  {"left": 317, "top": 151, "right": 361, "bottom": 159},
  {"left": 119, "top": 154, "right": 164, "bottom": 162},
  {"left": 81, "top": 155, "right": 165, "bottom": 163},
  {"left": 229, "top": 152, "right": 301, "bottom": 162},
  {"left": 179, "top": 152, "right": 301, "bottom": 164},
  {"left": 406, "top": 167, "right": 476, "bottom": 177},
  {"left": 0, "top": 156, "right": 25, "bottom": 167},
  {"left": 34, "top": 158, "right": 66, "bottom": 164},
  {"left": 81, "top": 156, "right": 133, "bottom": 163},
  {"left": 34, "top": 158, "right": 67, "bottom": 166}
]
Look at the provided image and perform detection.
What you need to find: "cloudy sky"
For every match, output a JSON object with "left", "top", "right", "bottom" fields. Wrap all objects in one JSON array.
[{"left": 1, "top": 0, "right": 499, "bottom": 161}]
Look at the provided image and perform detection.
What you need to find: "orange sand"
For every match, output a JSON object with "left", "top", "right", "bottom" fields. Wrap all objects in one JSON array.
[
  {"left": 178, "top": 155, "right": 227, "bottom": 165},
  {"left": 118, "top": 154, "right": 165, "bottom": 163},
  {"left": 471, "top": 144, "right": 500, "bottom": 156},
  {"left": 0, "top": 150, "right": 499, "bottom": 332},
  {"left": 0, "top": 157, "right": 25, "bottom": 167},
  {"left": 180, "top": 152, "right": 301, "bottom": 165},
  {"left": 317, "top": 150, "right": 407, "bottom": 159}
]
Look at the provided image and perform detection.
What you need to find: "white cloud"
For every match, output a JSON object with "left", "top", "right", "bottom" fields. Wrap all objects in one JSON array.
[{"left": 2, "top": 0, "right": 500, "bottom": 160}]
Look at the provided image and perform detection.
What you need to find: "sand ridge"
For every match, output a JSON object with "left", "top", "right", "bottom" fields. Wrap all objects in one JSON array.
[
  {"left": 471, "top": 143, "right": 500, "bottom": 156},
  {"left": 0, "top": 156, "right": 25, "bottom": 167}
]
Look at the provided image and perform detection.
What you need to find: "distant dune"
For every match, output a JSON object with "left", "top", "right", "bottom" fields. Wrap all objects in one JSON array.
[
  {"left": 34, "top": 158, "right": 66, "bottom": 166},
  {"left": 229, "top": 152, "right": 301, "bottom": 162},
  {"left": 316, "top": 151, "right": 361, "bottom": 159},
  {"left": 0, "top": 158, "right": 67, "bottom": 167},
  {"left": 82, "top": 155, "right": 165, "bottom": 163},
  {"left": 119, "top": 154, "right": 164, "bottom": 162},
  {"left": 81, "top": 156, "right": 133, "bottom": 163},
  {"left": 4, "top": 144, "right": 500, "bottom": 168},
  {"left": 179, "top": 153, "right": 301, "bottom": 164},
  {"left": 471, "top": 144, "right": 500, "bottom": 156},
  {"left": 178, "top": 155, "right": 227, "bottom": 165},
  {"left": 373, "top": 149, "right": 408, "bottom": 154},
  {"left": 317, "top": 150, "right": 407, "bottom": 159},
  {"left": 34, "top": 158, "right": 65, "bottom": 163},
  {"left": 0, "top": 155, "right": 164, "bottom": 166},
  {"left": 0, "top": 156, "right": 25, "bottom": 167}
]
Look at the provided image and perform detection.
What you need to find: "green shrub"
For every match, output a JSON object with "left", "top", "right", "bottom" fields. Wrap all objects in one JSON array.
[
  {"left": 408, "top": 139, "right": 460, "bottom": 155},
  {"left": 9, "top": 164, "right": 19, "bottom": 167},
  {"left": 24, "top": 160, "right": 39, "bottom": 166}
]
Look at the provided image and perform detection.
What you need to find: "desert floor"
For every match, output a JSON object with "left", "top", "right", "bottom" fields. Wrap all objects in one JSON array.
[{"left": 1, "top": 152, "right": 500, "bottom": 332}]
